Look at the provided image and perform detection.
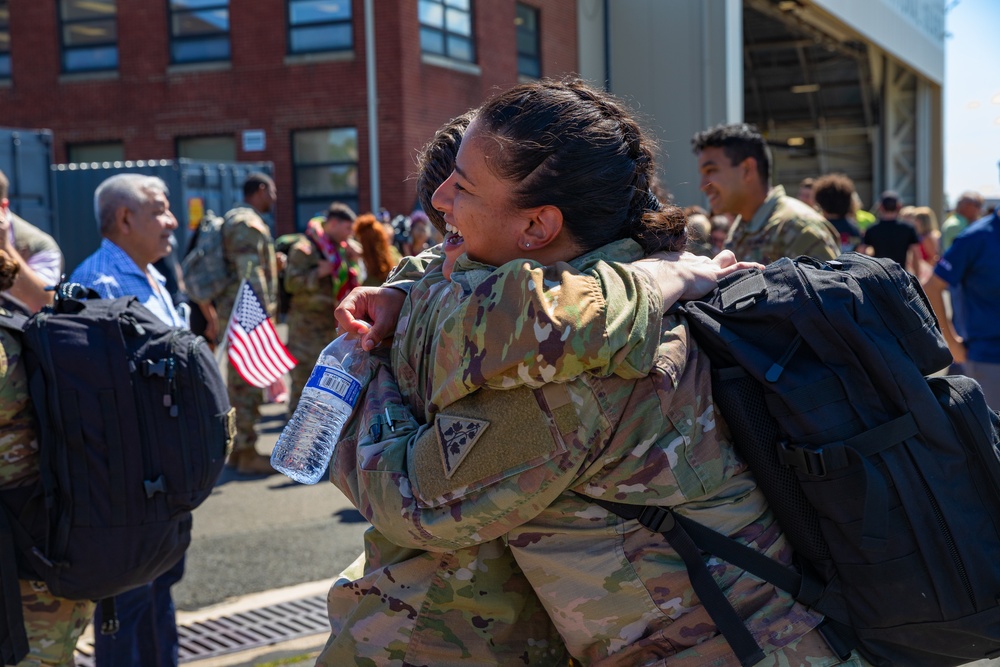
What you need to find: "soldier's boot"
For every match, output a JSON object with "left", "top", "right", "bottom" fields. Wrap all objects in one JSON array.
[{"left": 230, "top": 448, "right": 277, "bottom": 476}]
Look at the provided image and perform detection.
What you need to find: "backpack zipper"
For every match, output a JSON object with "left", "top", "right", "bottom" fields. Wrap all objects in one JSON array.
[{"left": 915, "top": 470, "right": 973, "bottom": 607}]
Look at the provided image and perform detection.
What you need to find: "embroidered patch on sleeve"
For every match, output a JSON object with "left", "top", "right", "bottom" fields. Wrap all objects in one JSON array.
[{"left": 436, "top": 416, "right": 490, "bottom": 479}]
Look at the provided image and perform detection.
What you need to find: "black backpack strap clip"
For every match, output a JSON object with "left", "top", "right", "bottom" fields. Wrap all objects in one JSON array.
[{"left": 99, "top": 598, "right": 120, "bottom": 635}]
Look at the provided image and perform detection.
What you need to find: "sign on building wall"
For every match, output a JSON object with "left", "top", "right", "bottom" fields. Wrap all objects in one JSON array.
[{"left": 242, "top": 130, "right": 266, "bottom": 152}]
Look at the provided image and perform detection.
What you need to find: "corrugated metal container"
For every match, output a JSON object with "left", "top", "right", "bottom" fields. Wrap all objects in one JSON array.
[
  {"left": 52, "top": 159, "right": 273, "bottom": 274},
  {"left": 0, "top": 127, "right": 57, "bottom": 234}
]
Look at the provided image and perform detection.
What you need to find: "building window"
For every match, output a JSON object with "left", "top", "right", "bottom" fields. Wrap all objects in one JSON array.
[
  {"left": 515, "top": 4, "right": 539, "bottom": 78},
  {"left": 418, "top": 0, "right": 474, "bottom": 63},
  {"left": 287, "top": 0, "right": 352, "bottom": 54},
  {"left": 177, "top": 135, "right": 236, "bottom": 161},
  {"left": 59, "top": 0, "right": 118, "bottom": 73},
  {"left": 292, "top": 128, "right": 359, "bottom": 231},
  {"left": 67, "top": 141, "right": 125, "bottom": 163},
  {"left": 0, "top": 1, "right": 10, "bottom": 80},
  {"left": 169, "top": 0, "right": 230, "bottom": 64}
]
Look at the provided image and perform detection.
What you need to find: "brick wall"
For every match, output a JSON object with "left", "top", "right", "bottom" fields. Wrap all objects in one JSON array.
[{"left": 0, "top": 0, "right": 577, "bottom": 235}]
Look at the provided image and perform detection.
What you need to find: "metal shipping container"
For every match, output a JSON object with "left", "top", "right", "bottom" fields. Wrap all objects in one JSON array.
[
  {"left": 52, "top": 159, "right": 274, "bottom": 274},
  {"left": 0, "top": 127, "right": 57, "bottom": 235}
]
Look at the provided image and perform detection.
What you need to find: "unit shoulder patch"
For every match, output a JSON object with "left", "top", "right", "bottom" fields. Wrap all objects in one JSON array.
[{"left": 436, "top": 415, "right": 490, "bottom": 478}]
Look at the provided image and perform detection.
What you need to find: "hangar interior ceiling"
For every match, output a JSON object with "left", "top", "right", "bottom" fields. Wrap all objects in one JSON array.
[{"left": 742, "top": 0, "right": 878, "bottom": 207}]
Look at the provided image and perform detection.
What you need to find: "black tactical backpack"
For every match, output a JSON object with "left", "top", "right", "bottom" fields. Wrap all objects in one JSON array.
[
  {"left": 0, "top": 286, "right": 234, "bottom": 665},
  {"left": 594, "top": 253, "right": 1000, "bottom": 666}
]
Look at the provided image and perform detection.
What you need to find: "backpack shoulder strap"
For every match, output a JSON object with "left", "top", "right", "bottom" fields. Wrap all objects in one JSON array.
[
  {"left": 0, "top": 501, "right": 29, "bottom": 664},
  {"left": 0, "top": 307, "right": 28, "bottom": 335}
]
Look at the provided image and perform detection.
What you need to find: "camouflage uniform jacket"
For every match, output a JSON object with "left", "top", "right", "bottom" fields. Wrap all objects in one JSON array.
[
  {"left": 384, "top": 241, "right": 665, "bottom": 412},
  {"left": 332, "top": 240, "right": 832, "bottom": 666},
  {"left": 0, "top": 329, "right": 94, "bottom": 665},
  {"left": 322, "top": 241, "right": 668, "bottom": 666},
  {"left": 216, "top": 204, "right": 277, "bottom": 327},
  {"left": 283, "top": 234, "right": 339, "bottom": 337},
  {"left": 728, "top": 185, "right": 840, "bottom": 264}
]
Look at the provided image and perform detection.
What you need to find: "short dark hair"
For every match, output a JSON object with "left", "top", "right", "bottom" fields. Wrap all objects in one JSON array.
[
  {"left": 691, "top": 123, "right": 771, "bottom": 187},
  {"left": 880, "top": 190, "right": 901, "bottom": 212},
  {"left": 243, "top": 172, "right": 275, "bottom": 199},
  {"left": 416, "top": 112, "right": 474, "bottom": 234},
  {"left": 813, "top": 173, "right": 855, "bottom": 218},
  {"left": 475, "top": 78, "right": 686, "bottom": 254},
  {"left": 326, "top": 201, "right": 356, "bottom": 222}
]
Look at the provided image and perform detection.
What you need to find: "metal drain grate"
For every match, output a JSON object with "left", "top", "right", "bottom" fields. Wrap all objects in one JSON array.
[{"left": 74, "top": 593, "right": 329, "bottom": 665}]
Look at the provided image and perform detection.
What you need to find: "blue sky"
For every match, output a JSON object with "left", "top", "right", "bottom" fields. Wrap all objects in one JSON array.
[{"left": 945, "top": 0, "right": 1000, "bottom": 203}]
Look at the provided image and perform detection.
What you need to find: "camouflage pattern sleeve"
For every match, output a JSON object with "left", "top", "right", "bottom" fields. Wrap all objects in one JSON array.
[
  {"left": 332, "top": 362, "right": 594, "bottom": 551},
  {"left": 780, "top": 218, "right": 840, "bottom": 261},
  {"left": 393, "top": 240, "right": 663, "bottom": 413},
  {"left": 282, "top": 236, "right": 322, "bottom": 296},
  {"left": 0, "top": 330, "right": 37, "bottom": 488},
  {"left": 382, "top": 244, "right": 446, "bottom": 292},
  {"left": 224, "top": 208, "right": 278, "bottom": 315}
]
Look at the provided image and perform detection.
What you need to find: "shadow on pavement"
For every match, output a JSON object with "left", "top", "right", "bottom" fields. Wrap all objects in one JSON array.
[{"left": 333, "top": 508, "right": 367, "bottom": 524}]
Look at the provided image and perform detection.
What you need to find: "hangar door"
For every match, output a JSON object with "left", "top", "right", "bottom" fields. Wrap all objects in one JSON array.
[{"left": 742, "top": 0, "right": 879, "bottom": 210}]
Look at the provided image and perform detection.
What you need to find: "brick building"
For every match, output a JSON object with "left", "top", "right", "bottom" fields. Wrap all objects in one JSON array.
[{"left": 0, "top": 0, "right": 578, "bottom": 234}]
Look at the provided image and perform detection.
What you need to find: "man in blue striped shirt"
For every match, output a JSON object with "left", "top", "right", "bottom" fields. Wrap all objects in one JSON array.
[
  {"left": 69, "top": 173, "right": 187, "bottom": 667},
  {"left": 70, "top": 174, "right": 187, "bottom": 328}
]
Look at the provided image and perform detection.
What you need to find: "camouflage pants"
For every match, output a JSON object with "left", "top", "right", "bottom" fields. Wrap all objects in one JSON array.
[
  {"left": 16, "top": 580, "right": 93, "bottom": 667},
  {"left": 227, "top": 369, "right": 263, "bottom": 452}
]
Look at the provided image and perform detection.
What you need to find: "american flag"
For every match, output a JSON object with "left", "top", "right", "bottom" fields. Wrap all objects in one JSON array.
[{"left": 228, "top": 281, "right": 297, "bottom": 388}]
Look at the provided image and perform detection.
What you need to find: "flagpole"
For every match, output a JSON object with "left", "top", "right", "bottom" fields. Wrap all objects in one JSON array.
[
  {"left": 214, "top": 277, "right": 245, "bottom": 367},
  {"left": 216, "top": 260, "right": 254, "bottom": 367}
]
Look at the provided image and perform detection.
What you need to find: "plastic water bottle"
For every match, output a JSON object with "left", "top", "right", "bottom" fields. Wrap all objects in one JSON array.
[{"left": 271, "top": 331, "right": 372, "bottom": 484}]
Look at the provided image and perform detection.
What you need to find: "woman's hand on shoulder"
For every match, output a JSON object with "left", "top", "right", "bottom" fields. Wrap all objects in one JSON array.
[
  {"left": 335, "top": 286, "right": 406, "bottom": 351},
  {"left": 633, "top": 250, "right": 763, "bottom": 311}
]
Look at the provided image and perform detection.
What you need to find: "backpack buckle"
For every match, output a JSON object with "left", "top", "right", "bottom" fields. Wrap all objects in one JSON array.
[
  {"left": 142, "top": 359, "right": 168, "bottom": 377},
  {"left": 638, "top": 506, "right": 676, "bottom": 533},
  {"left": 777, "top": 441, "right": 827, "bottom": 477}
]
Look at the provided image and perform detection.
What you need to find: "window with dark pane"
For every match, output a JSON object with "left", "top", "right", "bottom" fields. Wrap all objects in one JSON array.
[
  {"left": 287, "top": 0, "right": 352, "bottom": 54},
  {"left": 515, "top": 3, "right": 539, "bottom": 78},
  {"left": 292, "top": 128, "right": 359, "bottom": 231},
  {"left": 0, "top": 1, "right": 10, "bottom": 80},
  {"left": 418, "top": 0, "right": 474, "bottom": 63},
  {"left": 59, "top": 0, "right": 118, "bottom": 73},
  {"left": 169, "top": 0, "right": 230, "bottom": 64}
]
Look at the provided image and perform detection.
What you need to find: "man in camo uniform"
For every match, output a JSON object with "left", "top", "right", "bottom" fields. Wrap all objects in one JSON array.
[
  {"left": 283, "top": 203, "right": 359, "bottom": 413},
  {"left": 693, "top": 123, "right": 839, "bottom": 264},
  {"left": 0, "top": 252, "right": 93, "bottom": 666},
  {"left": 217, "top": 172, "right": 279, "bottom": 475}
]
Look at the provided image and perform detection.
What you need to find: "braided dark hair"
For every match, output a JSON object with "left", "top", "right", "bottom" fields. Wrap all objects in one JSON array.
[{"left": 475, "top": 78, "right": 686, "bottom": 254}]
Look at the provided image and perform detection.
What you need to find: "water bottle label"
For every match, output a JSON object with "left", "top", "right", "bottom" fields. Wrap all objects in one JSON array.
[{"left": 305, "top": 364, "right": 363, "bottom": 406}]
